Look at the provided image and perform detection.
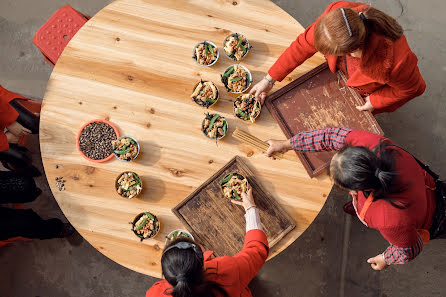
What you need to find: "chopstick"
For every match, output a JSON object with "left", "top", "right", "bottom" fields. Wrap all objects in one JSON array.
[{"left": 232, "top": 128, "right": 297, "bottom": 161}]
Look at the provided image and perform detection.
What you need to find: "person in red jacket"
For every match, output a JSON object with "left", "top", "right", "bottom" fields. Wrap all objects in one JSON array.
[
  {"left": 250, "top": 1, "right": 426, "bottom": 114},
  {"left": 146, "top": 188, "right": 269, "bottom": 297},
  {"left": 265, "top": 127, "right": 437, "bottom": 270}
]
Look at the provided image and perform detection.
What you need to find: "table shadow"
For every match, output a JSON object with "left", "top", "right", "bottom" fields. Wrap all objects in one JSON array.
[
  {"left": 137, "top": 140, "right": 161, "bottom": 166},
  {"left": 40, "top": 122, "right": 76, "bottom": 158},
  {"left": 138, "top": 175, "right": 166, "bottom": 203}
]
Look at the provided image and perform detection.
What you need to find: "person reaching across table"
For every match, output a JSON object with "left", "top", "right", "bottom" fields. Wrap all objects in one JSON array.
[
  {"left": 250, "top": 1, "right": 425, "bottom": 114},
  {"left": 146, "top": 188, "right": 269, "bottom": 297},
  {"left": 265, "top": 127, "right": 438, "bottom": 270}
]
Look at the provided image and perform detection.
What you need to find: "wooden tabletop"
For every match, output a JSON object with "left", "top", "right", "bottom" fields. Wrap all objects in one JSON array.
[{"left": 40, "top": 0, "right": 329, "bottom": 278}]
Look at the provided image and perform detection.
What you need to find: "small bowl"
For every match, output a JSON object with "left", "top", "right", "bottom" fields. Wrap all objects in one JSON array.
[
  {"left": 115, "top": 171, "right": 143, "bottom": 199},
  {"left": 219, "top": 172, "right": 249, "bottom": 201},
  {"left": 165, "top": 229, "right": 194, "bottom": 245},
  {"left": 191, "top": 81, "right": 219, "bottom": 108},
  {"left": 77, "top": 119, "right": 120, "bottom": 163},
  {"left": 233, "top": 94, "right": 261, "bottom": 122},
  {"left": 201, "top": 114, "right": 228, "bottom": 141},
  {"left": 221, "top": 64, "right": 252, "bottom": 94},
  {"left": 222, "top": 33, "right": 251, "bottom": 61},
  {"left": 132, "top": 212, "right": 161, "bottom": 241},
  {"left": 112, "top": 136, "right": 140, "bottom": 162},
  {"left": 192, "top": 41, "right": 219, "bottom": 67}
]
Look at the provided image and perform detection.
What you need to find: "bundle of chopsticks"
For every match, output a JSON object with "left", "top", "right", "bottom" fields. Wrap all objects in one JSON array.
[{"left": 232, "top": 127, "right": 296, "bottom": 161}]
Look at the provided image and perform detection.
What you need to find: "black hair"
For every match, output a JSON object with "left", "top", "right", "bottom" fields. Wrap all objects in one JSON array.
[
  {"left": 161, "top": 238, "right": 228, "bottom": 297},
  {"left": 329, "top": 141, "right": 408, "bottom": 208}
]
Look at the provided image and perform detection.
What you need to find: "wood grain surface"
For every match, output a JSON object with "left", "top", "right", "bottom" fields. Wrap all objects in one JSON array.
[
  {"left": 40, "top": 0, "right": 329, "bottom": 277},
  {"left": 265, "top": 63, "right": 383, "bottom": 177},
  {"left": 173, "top": 156, "right": 295, "bottom": 257}
]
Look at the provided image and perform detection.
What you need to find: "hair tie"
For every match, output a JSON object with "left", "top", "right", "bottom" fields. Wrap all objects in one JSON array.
[
  {"left": 375, "top": 168, "right": 382, "bottom": 177},
  {"left": 340, "top": 8, "right": 353, "bottom": 37},
  {"left": 176, "top": 274, "right": 188, "bottom": 283},
  {"left": 360, "top": 12, "right": 368, "bottom": 24}
]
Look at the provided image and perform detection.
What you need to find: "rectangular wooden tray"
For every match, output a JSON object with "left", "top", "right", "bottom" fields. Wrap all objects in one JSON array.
[
  {"left": 265, "top": 62, "right": 384, "bottom": 178},
  {"left": 172, "top": 156, "right": 295, "bottom": 257}
]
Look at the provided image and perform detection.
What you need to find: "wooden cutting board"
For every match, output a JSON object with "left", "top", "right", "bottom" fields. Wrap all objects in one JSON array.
[
  {"left": 265, "top": 62, "right": 384, "bottom": 178},
  {"left": 172, "top": 156, "right": 295, "bottom": 257}
]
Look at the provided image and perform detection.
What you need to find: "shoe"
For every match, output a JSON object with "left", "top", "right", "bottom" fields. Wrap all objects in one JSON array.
[
  {"left": 58, "top": 223, "right": 76, "bottom": 238},
  {"left": 343, "top": 201, "right": 356, "bottom": 216}
]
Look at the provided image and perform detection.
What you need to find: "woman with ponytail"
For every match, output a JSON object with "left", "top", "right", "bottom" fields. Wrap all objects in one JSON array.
[
  {"left": 250, "top": 1, "right": 426, "bottom": 113},
  {"left": 265, "top": 127, "right": 436, "bottom": 270},
  {"left": 146, "top": 188, "right": 269, "bottom": 297}
]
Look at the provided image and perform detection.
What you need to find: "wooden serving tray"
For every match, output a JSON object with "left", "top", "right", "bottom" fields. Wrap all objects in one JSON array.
[
  {"left": 265, "top": 62, "right": 383, "bottom": 178},
  {"left": 172, "top": 156, "right": 295, "bottom": 257}
]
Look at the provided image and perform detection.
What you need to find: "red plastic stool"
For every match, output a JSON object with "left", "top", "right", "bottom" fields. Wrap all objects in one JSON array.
[
  {"left": 33, "top": 5, "right": 90, "bottom": 66},
  {"left": 0, "top": 203, "right": 32, "bottom": 248}
]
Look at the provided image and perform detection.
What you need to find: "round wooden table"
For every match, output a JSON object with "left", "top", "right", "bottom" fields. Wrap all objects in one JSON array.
[{"left": 40, "top": 0, "right": 329, "bottom": 278}]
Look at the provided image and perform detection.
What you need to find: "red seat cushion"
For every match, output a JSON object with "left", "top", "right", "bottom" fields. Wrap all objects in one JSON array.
[{"left": 33, "top": 5, "right": 88, "bottom": 64}]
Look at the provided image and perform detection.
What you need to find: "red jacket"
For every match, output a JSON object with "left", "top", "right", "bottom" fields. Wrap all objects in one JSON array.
[
  {"left": 146, "top": 229, "right": 269, "bottom": 297},
  {"left": 0, "top": 84, "right": 26, "bottom": 152},
  {"left": 268, "top": 1, "right": 426, "bottom": 113},
  {"left": 346, "top": 130, "right": 436, "bottom": 247}
]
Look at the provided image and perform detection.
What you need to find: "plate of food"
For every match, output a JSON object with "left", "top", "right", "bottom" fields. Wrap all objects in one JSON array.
[
  {"left": 223, "top": 33, "right": 251, "bottom": 61},
  {"left": 221, "top": 64, "right": 252, "bottom": 94},
  {"left": 234, "top": 94, "right": 261, "bottom": 123},
  {"left": 202, "top": 113, "right": 228, "bottom": 140},
  {"left": 132, "top": 212, "right": 160, "bottom": 241},
  {"left": 165, "top": 229, "right": 194, "bottom": 245},
  {"left": 219, "top": 172, "right": 248, "bottom": 201},
  {"left": 192, "top": 41, "right": 219, "bottom": 67},
  {"left": 116, "top": 171, "right": 142, "bottom": 199},
  {"left": 191, "top": 80, "right": 219, "bottom": 108},
  {"left": 112, "top": 136, "right": 140, "bottom": 161},
  {"left": 77, "top": 119, "right": 119, "bottom": 162}
]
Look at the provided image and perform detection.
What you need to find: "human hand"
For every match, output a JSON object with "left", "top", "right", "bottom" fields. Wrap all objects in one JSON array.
[
  {"left": 6, "top": 121, "right": 31, "bottom": 137},
  {"left": 367, "top": 254, "right": 389, "bottom": 271},
  {"left": 249, "top": 76, "right": 275, "bottom": 105},
  {"left": 265, "top": 139, "right": 291, "bottom": 160},
  {"left": 5, "top": 131, "right": 20, "bottom": 144},
  {"left": 356, "top": 96, "right": 375, "bottom": 112},
  {"left": 231, "top": 187, "right": 256, "bottom": 212}
]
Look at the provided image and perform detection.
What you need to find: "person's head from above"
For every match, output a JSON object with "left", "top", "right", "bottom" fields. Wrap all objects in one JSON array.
[
  {"left": 161, "top": 237, "right": 228, "bottom": 297},
  {"left": 314, "top": 7, "right": 403, "bottom": 57},
  {"left": 329, "top": 141, "right": 404, "bottom": 206}
]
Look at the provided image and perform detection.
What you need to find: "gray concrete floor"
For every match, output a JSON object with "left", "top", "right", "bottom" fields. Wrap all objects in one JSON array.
[{"left": 1, "top": 0, "right": 445, "bottom": 296}]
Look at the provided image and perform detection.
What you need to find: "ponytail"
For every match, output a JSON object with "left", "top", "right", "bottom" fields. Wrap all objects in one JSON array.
[
  {"left": 330, "top": 141, "right": 408, "bottom": 208},
  {"left": 161, "top": 238, "right": 228, "bottom": 297},
  {"left": 314, "top": 6, "right": 403, "bottom": 55},
  {"left": 363, "top": 7, "right": 403, "bottom": 41}
]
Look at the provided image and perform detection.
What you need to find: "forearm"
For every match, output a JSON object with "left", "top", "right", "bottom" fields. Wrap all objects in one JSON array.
[
  {"left": 382, "top": 236, "right": 423, "bottom": 265},
  {"left": 289, "top": 127, "right": 352, "bottom": 152},
  {"left": 245, "top": 207, "right": 262, "bottom": 232}
]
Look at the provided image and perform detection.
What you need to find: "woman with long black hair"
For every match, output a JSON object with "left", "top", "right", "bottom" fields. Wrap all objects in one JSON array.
[
  {"left": 265, "top": 127, "right": 436, "bottom": 270},
  {"left": 146, "top": 188, "right": 269, "bottom": 297},
  {"left": 250, "top": 1, "right": 425, "bottom": 114}
]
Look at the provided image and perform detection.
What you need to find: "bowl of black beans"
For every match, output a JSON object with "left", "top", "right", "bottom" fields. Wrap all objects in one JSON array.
[{"left": 77, "top": 119, "right": 120, "bottom": 162}]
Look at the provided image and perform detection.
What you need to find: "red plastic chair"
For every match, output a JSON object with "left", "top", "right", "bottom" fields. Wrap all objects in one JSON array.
[{"left": 33, "top": 5, "right": 90, "bottom": 66}]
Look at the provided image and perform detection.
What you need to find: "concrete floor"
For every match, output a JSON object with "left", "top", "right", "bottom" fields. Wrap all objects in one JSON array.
[{"left": 1, "top": 0, "right": 445, "bottom": 296}]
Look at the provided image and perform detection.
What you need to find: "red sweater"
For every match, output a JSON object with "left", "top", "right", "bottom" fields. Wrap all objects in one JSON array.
[
  {"left": 146, "top": 229, "right": 269, "bottom": 297},
  {"left": 346, "top": 130, "right": 436, "bottom": 247},
  {"left": 268, "top": 1, "right": 426, "bottom": 114},
  {"left": 0, "top": 84, "right": 26, "bottom": 152}
]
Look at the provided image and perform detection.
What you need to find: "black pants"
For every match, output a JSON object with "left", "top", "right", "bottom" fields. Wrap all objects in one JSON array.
[{"left": 0, "top": 171, "right": 63, "bottom": 240}]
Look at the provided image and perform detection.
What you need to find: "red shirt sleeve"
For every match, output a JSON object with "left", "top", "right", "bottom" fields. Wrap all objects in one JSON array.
[
  {"left": 0, "top": 97, "right": 20, "bottom": 152},
  {"left": 379, "top": 225, "right": 420, "bottom": 248},
  {"left": 232, "top": 229, "right": 269, "bottom": 288},
  {"left": 370, "top": 48, "right": 426, "bottom": 112}
]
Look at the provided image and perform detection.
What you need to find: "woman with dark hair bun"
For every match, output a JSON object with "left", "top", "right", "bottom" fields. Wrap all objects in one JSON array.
[
  {"left": 146, "top": 188, "right": 269, "bottom": 297},
  {"left": 265, "top": 127, "right": 437, "bottom": 271},
  {"left": 250, "top": 1, "right": 426, "bottom": 114}
]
